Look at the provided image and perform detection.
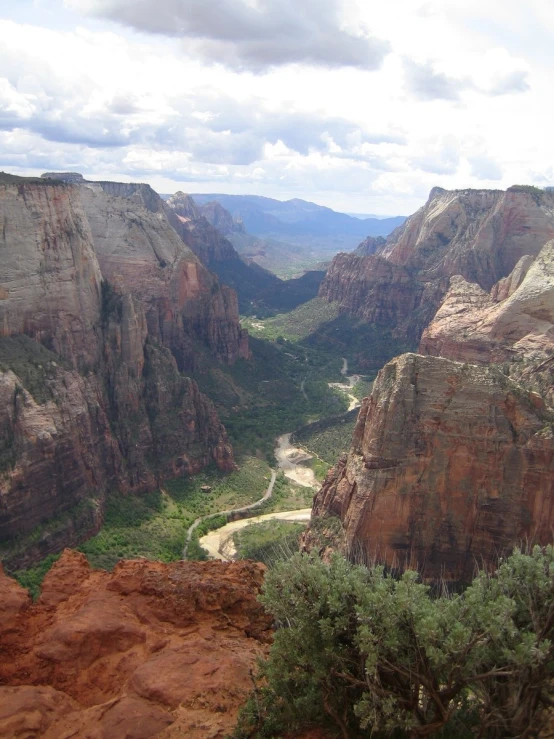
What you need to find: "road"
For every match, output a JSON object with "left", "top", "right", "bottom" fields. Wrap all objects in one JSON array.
[{"left": 328, "top": 357, "right": 361, "bottom": 411}]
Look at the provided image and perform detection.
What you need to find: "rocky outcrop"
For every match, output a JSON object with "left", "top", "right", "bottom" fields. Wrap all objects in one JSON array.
[
  {"left": 354, "top": 235, "right": 385, "bottom": 256},
  {"left": 305, "top": 353, "right": 554, "bottom": 581},
  {"left": 0, "top": 176, "right": 238, "bottom": 567},
  {"left": 320, "top": 187, "right": 554, "bottom": 344},
  {"left": 80, "top": 185, "right": 249, "bottom": 369},
  {"left": 198, "top": 200, "right": 246, "bottom": 236},
  {"left": 0, "top": 550, "right": 271, "bottom": 738},
  {"left": 420, "top": 240, "right": 554, "bottom": 364},
  {"left": 319, "top": 253, "right": 421, "bottom": 329}
]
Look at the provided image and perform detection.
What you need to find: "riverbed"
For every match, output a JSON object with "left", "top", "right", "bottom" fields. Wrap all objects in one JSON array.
[{"left": 197, "top": 357, "right": 361, "bottom": 560}]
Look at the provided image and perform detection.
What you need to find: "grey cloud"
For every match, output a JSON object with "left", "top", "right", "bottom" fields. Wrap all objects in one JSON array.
[
  {"left": 403, "top": 59, "right": 468, "bottom": 101},
  {"left": 69, "top": 0, "right": 389, "bottom": 71},
  {"left": 412, "top": 138, "right": 460, "bottom": 175},
  {"left": 488, "top": 69, "right": 530, "bottom": 96}
]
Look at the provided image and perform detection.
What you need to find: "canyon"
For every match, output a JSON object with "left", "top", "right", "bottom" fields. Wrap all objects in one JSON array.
[
  {"left": 319, "top": 186, "right": 554, "bottom": 343},
  {"left": 0, "top": 174, "right": 245, "bottom": 568},
  {"left": 306, "top": 186, "right": 554, "bottom": 580}
]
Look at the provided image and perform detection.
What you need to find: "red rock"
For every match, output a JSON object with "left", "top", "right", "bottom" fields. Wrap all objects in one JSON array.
[
  {"left": 0, "top": 553, "right": 272, "bottom": 737},
  {"left": 305, "top": 353, "right": 554, "bottom": 581}
]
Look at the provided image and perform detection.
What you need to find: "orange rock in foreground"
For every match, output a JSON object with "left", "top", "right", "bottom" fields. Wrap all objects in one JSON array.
[{"left": 0, "top": 550, "right": 272, "bottom": 738}]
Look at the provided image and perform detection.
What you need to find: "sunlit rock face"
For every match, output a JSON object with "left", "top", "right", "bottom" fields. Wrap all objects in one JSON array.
[
  {"left": 306, "top": 352, "right": 554, "bottom": 581},
  {"left": 320, "top": 186, "right": 554, "bottom": 343}
]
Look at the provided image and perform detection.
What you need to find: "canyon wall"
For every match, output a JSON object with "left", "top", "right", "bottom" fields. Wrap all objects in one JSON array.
[
  {"left": 319, "top": 187, "right": 554, "bottom": 343},
  {"left": 0, "top": 176, "right": 240, "bottom": 568},
  {"left": 306, "top": 353, "right": 554, "bottom": 581}
]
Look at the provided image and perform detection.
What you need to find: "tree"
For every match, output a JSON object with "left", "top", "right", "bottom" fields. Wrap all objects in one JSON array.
[{"left": 234, "top": 546, "right": 554, "bottom": 738}]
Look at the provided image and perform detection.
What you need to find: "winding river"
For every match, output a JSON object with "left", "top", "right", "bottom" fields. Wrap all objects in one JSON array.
[{"left": 189, "top": 358, "right": 361, "bottom": 561}]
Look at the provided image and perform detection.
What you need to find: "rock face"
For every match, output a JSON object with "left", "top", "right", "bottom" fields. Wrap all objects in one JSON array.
[
  {"left": 354, "top": 235, "right": 385, "bottom": 256},
  {"left": 306, "top": 353, "right": 554, "bottom": 581},
  {"left": 421, "top": 240, "right": 554, "bottom": 364},
  {"left": 319, "top": 253, "right": 420, "bottom": 329},
  {"left": 0, "top": 176, "right": 240, "bottom": 567},
  {"left": 319, "top": 187, "right": 554, "bottom": 344},
  {"left": 0, "top": 550, "right": 271, "bottom": 738},
  {"left": 0, "top": 180, "right": 102, "bottom": 370},
  {"left": 197, "top": 200, "right": 246, "bottom": 236},
  {"left": 81, "top": 183, "right": 249, "bottom": 369}
]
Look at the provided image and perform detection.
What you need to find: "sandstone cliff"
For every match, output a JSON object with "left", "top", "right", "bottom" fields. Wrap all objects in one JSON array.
[
  {"left": 0, "top": 176, "right": 238, "bottom": 568},
  {"left": 0, "top": 550, "right": 271, "bottom": 738},
  {"left": 0, "top": 179, "right": 102, "bottom": 370},
  {"left": 305, "top": 353, "right": 554, "bottom": 581},
  {"left": 319, "top": 187, "right": 554, "bottom": 344},
  {"left": 420, "top": 239, "right": 554, "bottom": 364},
  {"left": 81, "top": 184, "right": 249, "bottom": 369},
  {"left": 197, "top": 199, "right": 246, "bottom": 236}
]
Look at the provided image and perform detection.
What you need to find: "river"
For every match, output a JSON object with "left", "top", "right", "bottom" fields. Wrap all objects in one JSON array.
[{"left": 194, "top": 357, "right": 361, "bottom": 561}]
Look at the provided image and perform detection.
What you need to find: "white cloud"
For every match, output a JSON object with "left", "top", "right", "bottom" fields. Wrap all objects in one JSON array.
[{"left": 0, "top": 1, "right": 553, "bottom": 215}]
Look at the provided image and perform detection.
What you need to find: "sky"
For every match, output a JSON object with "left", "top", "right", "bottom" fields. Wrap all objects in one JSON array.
[{"left": 1, "top": 0, "right": 553, "bottom": 215}]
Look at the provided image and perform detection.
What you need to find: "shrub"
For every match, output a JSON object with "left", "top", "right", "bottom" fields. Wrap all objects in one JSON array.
[{"left": 234, "top": 546, "right": 554, "bottom": 738}]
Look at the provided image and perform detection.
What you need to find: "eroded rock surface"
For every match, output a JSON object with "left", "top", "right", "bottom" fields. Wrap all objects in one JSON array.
[
  {"left": 305, "top": 353, "right": 554, "bottom": 581},
  {"left": 0, "top": 176, "right": 239, "bottom": 566},
  {"left": 421, "top": 239, "right": 554, "bottom": 364},
  {"left": 0, "top": 550, "right": 271, "bottom": 738},
  {"left": 319, "top": 186, "right": 554, "bottom": 344}
]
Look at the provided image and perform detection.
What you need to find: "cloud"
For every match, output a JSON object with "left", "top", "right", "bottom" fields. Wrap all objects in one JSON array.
[
  {"left": 412, "top": 136, "right": 461, "bottom": 175},
  {"left": 65, "top": 0, "right": 389, "bottom": 71},
  {"left": 468, "top": 155, "right": 503, "bottom": 180},
  {"left": 403, "top": 59, "right": 469, "bottom": 101}
]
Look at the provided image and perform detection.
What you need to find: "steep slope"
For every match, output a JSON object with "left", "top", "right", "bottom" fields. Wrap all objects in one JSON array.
[
  {"left": 197, "top": 199, "right": 246, "bottom": 235},
  {"left": 81, "top": 184, "right": 249, "bottom": 369},
  {"left": 420, "top": 240, "right": 554, "bottom": 364},
  {"left": 320, "top": 186, "right": 554, "bottom": 344},
  {"left": 0, "top": 177, "right": 102, "bottom": 370},
  {"left": 0, "top": 550, "right": 271, "bottom": 738},
  {"left": 0, "top": 176, "right": 236, "bottom": 569},
  {"left": 305, "top": 353, "right": 554, "bottom": 581}
]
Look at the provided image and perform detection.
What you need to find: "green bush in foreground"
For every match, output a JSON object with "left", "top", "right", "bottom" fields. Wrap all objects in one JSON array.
[{"left": 234, "top": 546, "right": 554, "bottom": 738}]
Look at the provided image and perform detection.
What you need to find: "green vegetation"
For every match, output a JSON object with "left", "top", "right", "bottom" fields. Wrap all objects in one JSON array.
[
  {"left": 0, "top": 172, "right": 67, "bottom": 186},
  {"left": 351, "top": 377, "right": 373, "bottom": 401},
  {"left": 258, "top": 471, "right": 314, "bottom": 513},
  {"left": 293, "top": 410, "right": 358, "bottom": 465},
  {"left": 79, "top": 458, "right": 272, "bottom": 570},
  {"left": 13, "top": 554, "right": 61, "bottom": 600},
  {"left": 243, "top": 297, "right": 341, "bottom": 341},
  {"left": 305, "top": 313, "right": 414, "bottom": 374},
  {"left": 235, "top": 546, "right": 554, "bottom": 738},
  {"left": 233, "top": 520, "right": 306, "bottom": 565},
  {"left": 193, "top": 337, "right": 347, "bottom": 461}
]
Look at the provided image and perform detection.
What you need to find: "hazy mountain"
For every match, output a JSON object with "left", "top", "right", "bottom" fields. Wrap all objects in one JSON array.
[{"left": 191, "top": 193, "right": 404, "bottom": 240}]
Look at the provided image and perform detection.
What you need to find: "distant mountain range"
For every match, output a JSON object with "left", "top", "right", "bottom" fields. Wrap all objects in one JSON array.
[{"left": 191, "top": 194, "right": 405, "bottom": 242}]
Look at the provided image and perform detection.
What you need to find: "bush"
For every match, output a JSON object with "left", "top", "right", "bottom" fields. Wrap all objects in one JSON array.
[{"left": 234, "top": 546, "right": 554, "bottom": 738}]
